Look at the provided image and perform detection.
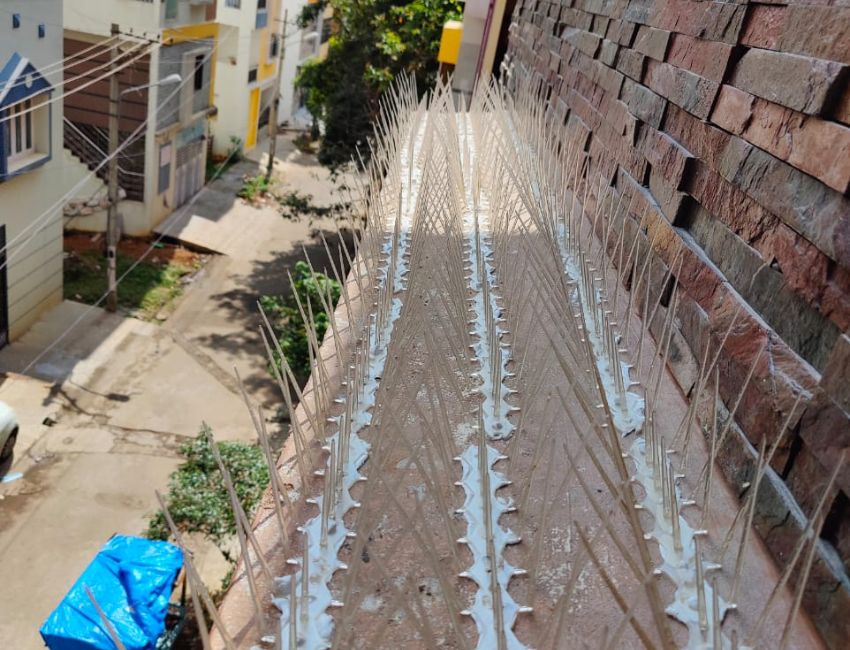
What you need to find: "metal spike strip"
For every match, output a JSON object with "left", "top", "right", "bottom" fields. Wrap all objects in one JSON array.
[{"left": 272, "top": 78, "right": 424, "bottom": 649}]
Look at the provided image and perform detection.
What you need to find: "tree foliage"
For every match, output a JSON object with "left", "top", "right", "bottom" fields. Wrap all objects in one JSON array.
[{"left": 296, "top": 0, "right": 462, "bottom": 168}]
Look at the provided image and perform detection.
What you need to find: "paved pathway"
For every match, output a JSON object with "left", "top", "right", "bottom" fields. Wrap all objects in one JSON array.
[{"left": 0, "top": 132, "right": 352, "bottom": 648}]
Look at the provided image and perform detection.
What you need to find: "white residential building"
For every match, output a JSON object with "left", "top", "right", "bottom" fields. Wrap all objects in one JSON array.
[
  {"left": 213, "top": 0, "right": 283, "bottom": 155},
  {"left": 63, "top": 0, "right": 217, "bottom": 235},
  {"left": 275, "top": 0, "right": 325, "bottom": 127},
  {"left": 0, "top": 0, "right": 67, "bottom": 344}
]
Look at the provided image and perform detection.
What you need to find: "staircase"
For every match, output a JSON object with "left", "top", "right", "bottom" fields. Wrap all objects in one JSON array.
[{"left": 63, "top": 118, "right": 145, "bottom": 202}]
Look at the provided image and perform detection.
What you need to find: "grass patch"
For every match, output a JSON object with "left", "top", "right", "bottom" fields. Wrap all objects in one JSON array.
[{"left": 64, "top": 250, "right": 196, "bottom": 320}]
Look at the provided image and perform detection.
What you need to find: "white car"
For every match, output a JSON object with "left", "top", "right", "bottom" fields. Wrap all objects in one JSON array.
[{"left": 0, "top": 401, "right": 18, "bottom": 462}]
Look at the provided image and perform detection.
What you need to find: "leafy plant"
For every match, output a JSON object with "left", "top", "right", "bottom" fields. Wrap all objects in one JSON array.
[
  {"left": 207, "top": 137, "right": 243, "bottom": 182},
  {"left": 297, "top": 0, "right": 327, "bottom": 29},
  {"left": 238, "top": 174, "right": 272, "bottom": 202},
  {"left": 262, "top": 260, "right": 341, "bottom": 382},
  {"left": 146, "top": 426, "right": 270, "bottom": 561}
]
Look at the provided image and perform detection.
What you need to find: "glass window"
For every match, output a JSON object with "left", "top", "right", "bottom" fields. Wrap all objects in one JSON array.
[
  {"left": 193, "top": 55, "right": 205, "bottom": 92},
  {"left": 7, "top": 99, "right": 35, "bottom": 161}
]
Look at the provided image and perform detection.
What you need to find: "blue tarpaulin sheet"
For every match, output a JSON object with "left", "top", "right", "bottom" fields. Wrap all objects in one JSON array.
[{"left": 40, "top": 536, "right": 183, "bottom": 650}]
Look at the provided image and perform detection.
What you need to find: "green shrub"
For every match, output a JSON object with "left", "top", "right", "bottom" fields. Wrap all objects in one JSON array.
[
  {"left": 237, "top": 174, "right": 271, "bottom": 202},
  {"left": 262, "top": 260, "right": 341, "bottom": 382},
  {"left": 147, "top": 425, "right": 269, "bottom": 560}
]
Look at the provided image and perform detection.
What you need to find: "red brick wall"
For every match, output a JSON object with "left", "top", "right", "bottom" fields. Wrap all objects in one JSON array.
[{"left": 504, "top": 1, "right": 850, "bottom": 644}]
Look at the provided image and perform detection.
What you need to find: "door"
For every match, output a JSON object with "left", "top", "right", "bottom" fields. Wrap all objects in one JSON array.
[
  {"left": 174, "top": 140, "right": 204, "bottom": 209},
  {"left": 0, "top": 226, "right": 8, "bottom": 349}
]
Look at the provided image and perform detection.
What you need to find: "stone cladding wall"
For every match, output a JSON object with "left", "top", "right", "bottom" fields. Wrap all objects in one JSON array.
[{"left": 504, "top": 1, "right": 850, "bottom": 644}]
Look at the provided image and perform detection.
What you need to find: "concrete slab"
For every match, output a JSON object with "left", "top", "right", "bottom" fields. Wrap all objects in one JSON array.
[
  {"left": 105, "top": 334, "right": 255, "bottom": 442},
  {"left": 0, "top": 452, "right": 179, "bottom": 649},
  {"left": 0, "top": 300, "right": 138, "bottom": 384},
  {"left": 154, "top": 161, "right": 282, "bottom": 257}
]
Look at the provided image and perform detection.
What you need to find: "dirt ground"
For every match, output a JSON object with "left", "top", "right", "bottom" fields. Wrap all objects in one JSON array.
[{"left": 64, "top": 231, "right": 202, "bottom": 267}]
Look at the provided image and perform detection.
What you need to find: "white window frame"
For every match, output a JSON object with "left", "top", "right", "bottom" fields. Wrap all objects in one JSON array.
[{"left": 7, "top": 99, "right": 34, "bottom": 163}]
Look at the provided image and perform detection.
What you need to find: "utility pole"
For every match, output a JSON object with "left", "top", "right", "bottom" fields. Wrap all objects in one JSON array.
[
  {"left": 106, "top": 23, "right": 120, "bottom": 312},
  {"left": 265, "top": 8, "right": 288, "bottom": 183}
]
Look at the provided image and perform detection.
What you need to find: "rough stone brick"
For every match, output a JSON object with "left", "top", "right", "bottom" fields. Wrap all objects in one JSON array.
[
  {"left": 562, "top": 27, "right": 601, "bottom": 58},
  {"left": 710, "top": 291, "right": 819, "bottom": 446},
  {"left": 623, "top": 0, "right": 652, "bottom": 26},
  {"left": 591, "top": 14, "right": 610, "bottom": 37},
  {"left": 591, "top": 58, "right": 624, "bottom": 97},
  {"left": 799, "top": 391, "right": 850, "bottom": 497},
  {"left": 720, "top": 142, "right": 850, "bottom": 265},
  {"left": 743, "top": 5, "right": 850, "bottom": 66},
  {"left": 649, "top": 0, "right": 747, "bottom": 44},
  {"left": 605, "top": 97, "right": 632, "bottom": 138},
  {"left": 644, "top": 59, "right": 719, "bottom": 120},
  {"left": 648, "top": 166, "right": 685, "bottom": 222},
  {"left": 711, "top": 84, "right": 850, "bottom": 194},
  {"left": 786, "top": 120, "right": 850, "bottom": 196},
  {"left": 821, "top": 266, "right": 850, "bottom": 333},
  {"left": 599, "top": 38, "right": 619, "bottom": 66},
  {"left": 633, "top": 24, "right": 670, "bottom": 60},
  {"left": 639, "top": 125, "right": 693, "bottom": 188},
  {"left": 822, "top": 335, "right": 850, "bottom": 413},
  {"left": 607, "top": 18, "right": 638, "bottom": 46},
  {"left": 615, "top": 46, "right": 645, "bottom": 80},
  {"left": 786, "top": 433, "right": 843, "bottom": 519},
  {"left": 729, "top": 48, "right": 847, "bottom": 116},
  {"left": 686, "top": 205, "right": 840, "bottom": 371},
  {"left": 665, "top": 32, "right": 733, "bottom": 82},
  {"left": 620, "top": 77, "right": 666, "bottom": 127},
  {"left": 740, "top": 4, "right": 786, "bottom": 51},
  {"left": 663, "top": 102, "right": 732, "bottom": 170},
  {"left": 684, "top": 162, "right": 773, "bottom": 245}
]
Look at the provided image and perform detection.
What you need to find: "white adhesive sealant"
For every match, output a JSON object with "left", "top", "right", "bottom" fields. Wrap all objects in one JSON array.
[
  {"left": 556, "top": 228, "right": 732, "bottom": 648},
  {"left": 457, "top": 444, "right": 525, "bottom": 650},
  {"left": 272, "top": 119, "right": 425, "bottom": 649},
  {"left": 458, "top": 115, "right": 528, "bottom": 649},
  {"left": 630, "top": 437, "right": 735, "bottom": 649},
  {"left": 558, "top": 234, "right": 645, "bottom": 435}
]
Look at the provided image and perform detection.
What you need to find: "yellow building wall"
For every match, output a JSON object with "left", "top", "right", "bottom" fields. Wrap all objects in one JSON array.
[{"left": 246, "top": 87, "right": 261, "bottom": 148}]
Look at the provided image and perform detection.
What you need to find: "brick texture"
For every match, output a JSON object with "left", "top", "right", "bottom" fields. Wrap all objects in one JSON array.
[{"left": 504, "top": 0, "right": 850, "bottom": 645}]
